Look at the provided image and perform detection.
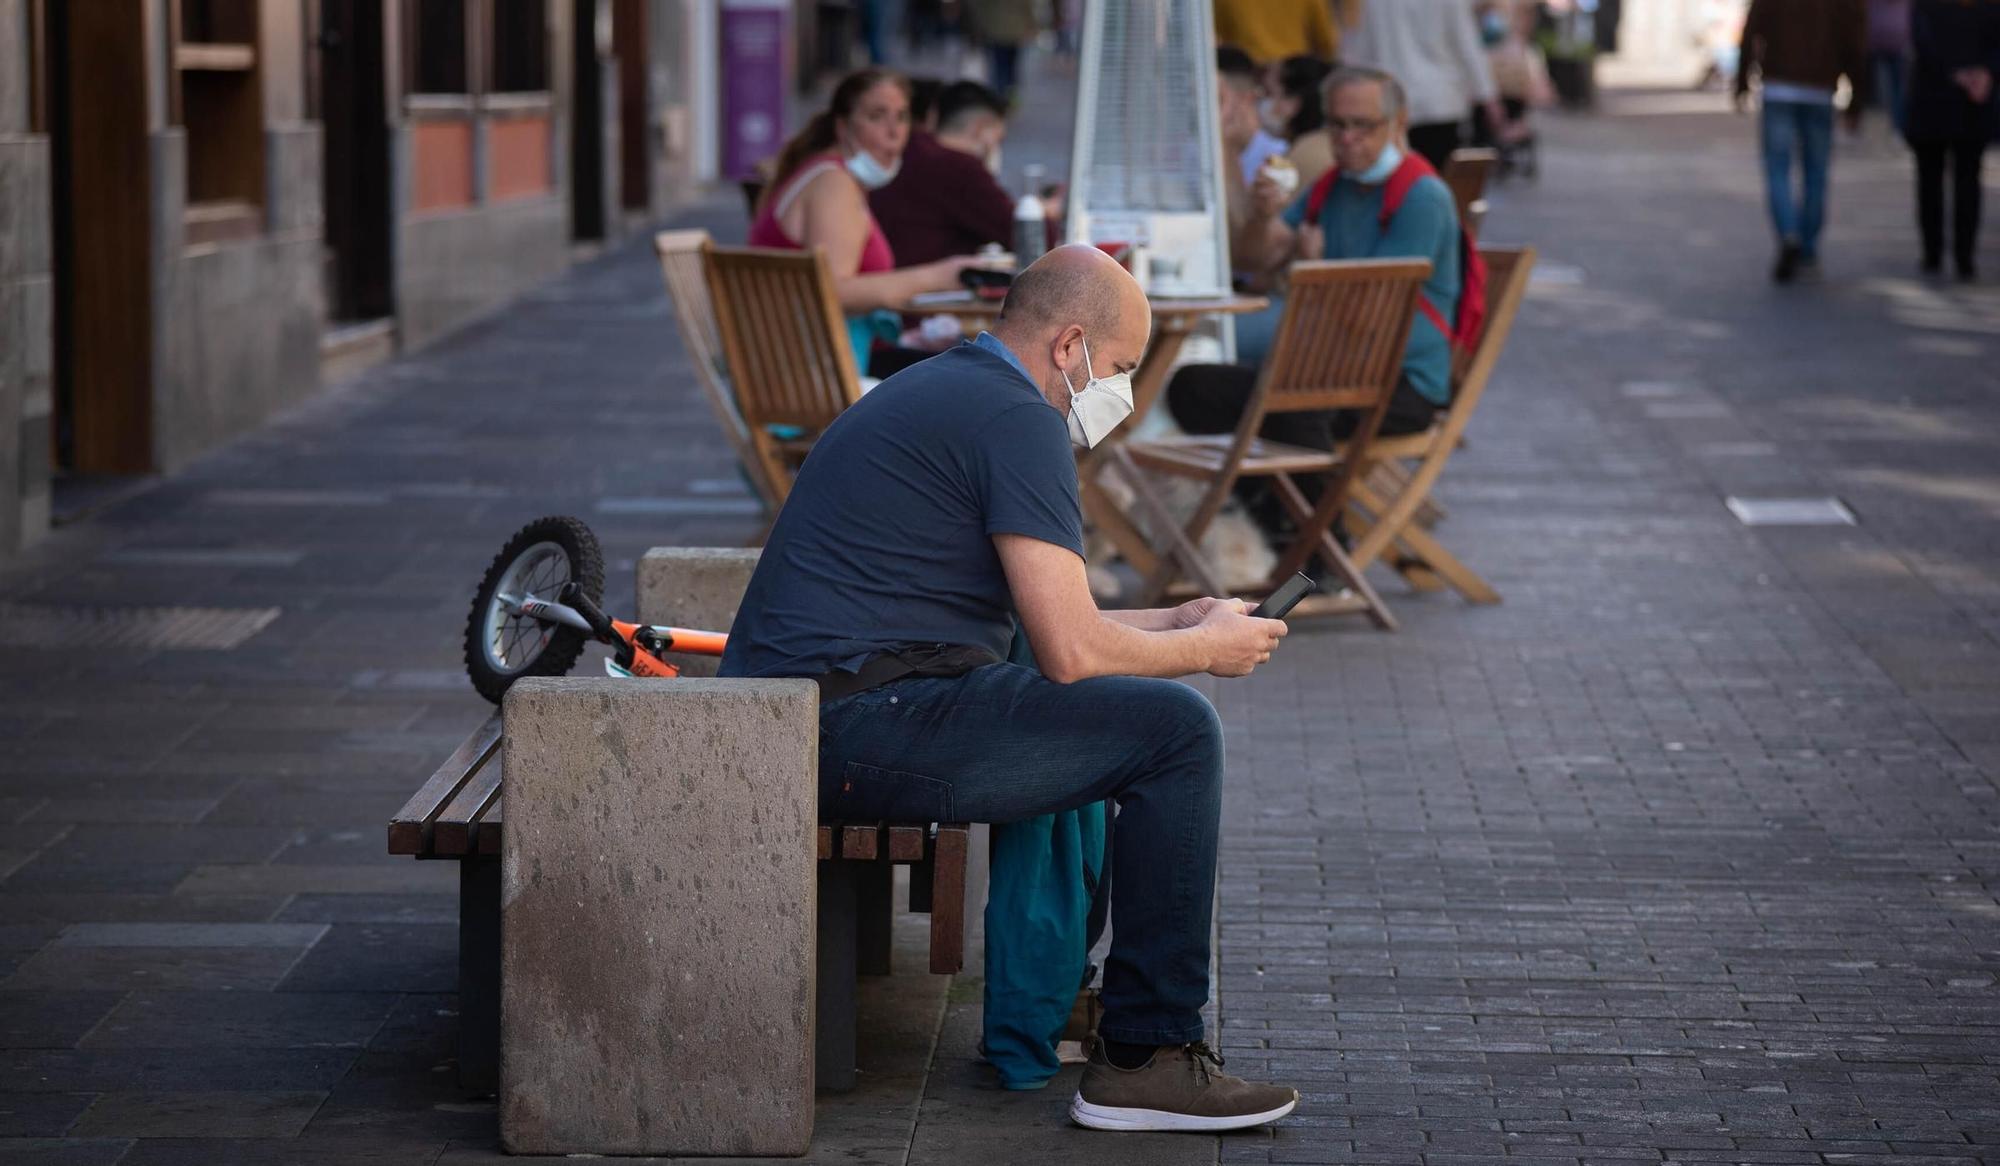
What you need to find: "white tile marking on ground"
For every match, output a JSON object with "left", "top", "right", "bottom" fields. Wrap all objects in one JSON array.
[
  {"left": 396, "top": 482, "right": 515, "bottom": 500},
  {"left": 1693, "top": 441, "right": 1779, "bottom": 457},
  {"left": 98, "top": 548, "right": 306, "bottom": 568},
  {"left": 1620, "top": 381, "right": 1691, "bottom": 398},
  {"left": 687, "top": 478, "right": 752, "bottom": 496},
  {"left": 206, "top": 489, "right": 393, "bottom": 507},
  {"left": 1726, "top": 497, "right": 1858, "bottom": 526},
  {"left": 595, "top": 496, "right": 767, "bottom": 516},
  {"left": 1530, "top": 263, "right": 1587, "bottom": 287},
  {"left": 1645, "top": 400, "right": 1733, "bottom": 420},
  {"left": 1907, "top": 335, "right": 1988, "bottom": 358},
  {"left": 57, "top": 923, "right": 330, "bottom": 948}
]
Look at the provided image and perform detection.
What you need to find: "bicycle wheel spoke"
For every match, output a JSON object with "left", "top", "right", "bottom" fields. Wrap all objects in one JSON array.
[{"left": 501, "top": 619, "right": 530, "bottom": 667}]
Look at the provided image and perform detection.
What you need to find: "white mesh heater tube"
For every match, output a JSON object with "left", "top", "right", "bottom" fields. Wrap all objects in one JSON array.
[{"left": 1066, "top": 0, "right": 1236, "bottom": 354}]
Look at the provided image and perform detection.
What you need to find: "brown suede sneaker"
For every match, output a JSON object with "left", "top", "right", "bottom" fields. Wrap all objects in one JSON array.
[{"left": 1069, "top": 1041, "right": 1299, "bottom": 1132}]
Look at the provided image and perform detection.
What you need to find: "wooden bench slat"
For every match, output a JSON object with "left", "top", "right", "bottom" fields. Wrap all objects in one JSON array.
[
  {"left": 476, "top": 797, "right": 504, "bottom": 856},
  {"left": 817, "top": 825, "right": 833, "bottom": 861},
  {"left": 841, "top": 822, "right": 881, "bottom": 861},
  {"left": 928, "top": 823, "right": 969, "bottom": 975},
  {"left": 388, "top": 713, "right": 502, "bottom": 855},
  {"left": 434, "top": 755, "right": 504, "bottom": 857},
  {"left": 886, "top": 824, "right": 925, "bottom": 862}
]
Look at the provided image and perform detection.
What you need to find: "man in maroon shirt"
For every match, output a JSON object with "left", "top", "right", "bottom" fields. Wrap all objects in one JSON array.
[{"left": 869, "top": 81, "right": 1020, "bottom": 266}]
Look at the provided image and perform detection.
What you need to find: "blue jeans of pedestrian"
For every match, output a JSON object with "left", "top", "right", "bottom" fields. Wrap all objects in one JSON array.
[
  {"left": 987, "top": 44, "right": 1021, "bottom": 100},
  {"left": 1760, "top": 99, "right": 1834, "bottom": 258},
  {"left": 1871, "top": 50, "right": 1907, "bottom": 137},
  {"left": 818, "top": 662, "right": 1223, "bottom": 1045}
]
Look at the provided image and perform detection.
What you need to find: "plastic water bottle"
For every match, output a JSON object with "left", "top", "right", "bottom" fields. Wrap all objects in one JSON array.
[{"left": 1014, "top": 164, "right": 1047, "bottom": 267}]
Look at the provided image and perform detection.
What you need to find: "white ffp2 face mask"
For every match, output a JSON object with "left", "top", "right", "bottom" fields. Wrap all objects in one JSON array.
[{"left": 1060, "top": 337, "right": 1135, "bottom": 449}]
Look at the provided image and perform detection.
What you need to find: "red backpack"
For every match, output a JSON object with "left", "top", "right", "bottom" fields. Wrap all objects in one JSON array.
[{"left": 1302, "top": 153, "right": 1487, "bottom": 356}]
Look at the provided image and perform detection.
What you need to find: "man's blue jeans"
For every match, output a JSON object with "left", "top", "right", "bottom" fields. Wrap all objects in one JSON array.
[
  {"left": 1871, "top": 51, "right": 1908, "bottom": 137},
  {"left": 818, "top": 663, "right": 1223, "bottom": 1045},
  {"left": 1761, "top": 99, "right": 1835, "bottom": 258}
]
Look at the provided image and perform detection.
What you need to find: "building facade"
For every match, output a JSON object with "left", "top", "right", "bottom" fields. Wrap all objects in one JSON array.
[
  {"left": 1, "top": 0, "right": 52, "bottom": 555},
  {"left": 0, "top": 0, "right": 727, "bottom": 562}
]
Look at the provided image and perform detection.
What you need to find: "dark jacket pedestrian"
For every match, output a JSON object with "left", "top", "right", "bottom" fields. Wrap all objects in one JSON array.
[
  {"left": 1740, "top": 0, "right": 1869, "bottom": 92},
  {"left": 1905, "top": 0, "right": 2000, "bottom": 278},
  {"left": 1736, "top": 0, "right": 1869, "bottom": 281}
]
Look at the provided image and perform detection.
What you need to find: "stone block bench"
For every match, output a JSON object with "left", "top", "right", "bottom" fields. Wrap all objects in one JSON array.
[{"left": 386, "top": 548, "right": 970, "bottom": 1156}]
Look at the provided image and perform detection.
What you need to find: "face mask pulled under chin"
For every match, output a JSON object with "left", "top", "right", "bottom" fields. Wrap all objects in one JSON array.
[
  {"left": 1256, "top": 97, "right": 1288, "bottom": 138},
  {"left": 1061, "top": 337, "right": 1135, "bottom": 449},
  {"left": 1353, "top": 141, "right": 1405, "bottom": 185},
  {"left": 845, "top": 149, "right": 901, "bottom": 190}
]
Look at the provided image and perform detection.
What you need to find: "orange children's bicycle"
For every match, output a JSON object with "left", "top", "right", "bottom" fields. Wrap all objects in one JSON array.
[{"left": 462, "top": 516, "right": 728, "bottom": 703}]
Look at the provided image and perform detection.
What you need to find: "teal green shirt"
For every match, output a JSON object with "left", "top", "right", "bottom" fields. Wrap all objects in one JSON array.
[{"left": 1282, "top": 173, "right": 1461, "bottom": 405}]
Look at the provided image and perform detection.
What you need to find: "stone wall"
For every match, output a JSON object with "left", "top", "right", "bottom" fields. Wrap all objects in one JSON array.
[
  {"left": 395, "top": 193, "right": 570, "bottom": 350},
  {"left": 149, "top": 125, "right": 326, "bottom": 472},
  {"left": 0, "top": 0, "right": 51, "bottom": 554}
]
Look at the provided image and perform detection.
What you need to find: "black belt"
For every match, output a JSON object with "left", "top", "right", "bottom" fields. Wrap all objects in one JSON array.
[{"left": 813, "top": 643, "right": 1001, "bottom": 704}]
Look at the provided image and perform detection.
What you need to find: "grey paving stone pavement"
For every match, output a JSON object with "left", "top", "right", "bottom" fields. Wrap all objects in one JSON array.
[{"left": 0, "top": 63, "right": 1996, "bottom": 1166}]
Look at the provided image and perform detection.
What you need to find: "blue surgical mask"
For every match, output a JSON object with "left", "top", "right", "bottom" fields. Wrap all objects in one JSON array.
[
  {"left": 845, "top": 150, "right": 901, "bottom": 191},
  {"left": 1353, "top": 142, "right": 1404, "bottom": 185}
]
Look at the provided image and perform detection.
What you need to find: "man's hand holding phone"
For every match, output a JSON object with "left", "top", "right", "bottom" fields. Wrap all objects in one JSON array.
[{"left": 1196, "top": 599, "right": 1287, "bottom": 678}]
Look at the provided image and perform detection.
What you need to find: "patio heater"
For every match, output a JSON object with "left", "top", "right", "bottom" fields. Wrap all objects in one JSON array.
[{"left": 1066, "top": 0, "right": 1235, "bottom": 346}]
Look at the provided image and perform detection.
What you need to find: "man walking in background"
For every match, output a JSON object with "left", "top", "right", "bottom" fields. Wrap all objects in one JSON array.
[{"left": 1735, "top": 0, "right": 1869, "bottom": 283}]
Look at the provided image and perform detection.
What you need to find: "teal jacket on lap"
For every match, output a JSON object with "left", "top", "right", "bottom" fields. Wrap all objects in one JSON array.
[{"left": 983, "top": 634, "right": 1109, "bottom": 1090}]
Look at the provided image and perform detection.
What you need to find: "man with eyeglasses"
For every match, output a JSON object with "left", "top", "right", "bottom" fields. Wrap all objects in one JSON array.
[{"left": 1171, "top": 66, "right": 1462, "bottom": 451}]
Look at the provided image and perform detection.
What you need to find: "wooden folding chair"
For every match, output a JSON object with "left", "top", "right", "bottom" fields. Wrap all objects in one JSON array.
[
  {"left": 1341, "top": 245, "right": 1537, "bottom": 605},
  {"left": 1442, "top": 148, "right": 1500, "bottom": 232},
  {"left": 1106, "top": 259, "right": 1432, "bottom": 629},
  {"left": 703, "top": 245, "right": 864, "bottom": 506},
  {"left": 653, "top": 231, "right": 783, "bottom": 514}
]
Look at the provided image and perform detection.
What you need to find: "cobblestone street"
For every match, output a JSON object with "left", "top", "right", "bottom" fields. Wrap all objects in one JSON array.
[{"left": 2, "top": 67, "right": 1998, "bottom": 1166}]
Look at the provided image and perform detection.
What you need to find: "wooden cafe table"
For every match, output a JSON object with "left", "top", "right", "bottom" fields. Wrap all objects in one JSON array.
[{"left": 903, "top": 291, "right": 1270, "bottom": 577}]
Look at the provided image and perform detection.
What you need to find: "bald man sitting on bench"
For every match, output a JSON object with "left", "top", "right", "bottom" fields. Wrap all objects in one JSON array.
[{"left": 720, "top": 244, "right": 1299, "bottom": 1133}]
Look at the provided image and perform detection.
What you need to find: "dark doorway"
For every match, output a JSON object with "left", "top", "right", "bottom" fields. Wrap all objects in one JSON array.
[
  {"left": 614, "top": 0, "right": 649, "bottom": 213},
  {"left": 571, "top": 0, "right": 608, "bottom": 241},
  {"left": 47, "top": 0, "right": 154, "bottom": 476},
  {"left": 316, "top": 0, "right": 394, "bottom": 322}
]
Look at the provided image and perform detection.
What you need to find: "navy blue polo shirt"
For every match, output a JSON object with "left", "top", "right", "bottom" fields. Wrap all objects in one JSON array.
[{"left": 719, "top": 333, "right": 1084, "bottom": 679}]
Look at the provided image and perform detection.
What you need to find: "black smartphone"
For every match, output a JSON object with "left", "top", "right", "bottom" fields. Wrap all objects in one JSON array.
[
  {"left": 960, "top": 267, "right": 1014, "bottom": 300},
  {"left": 1250, "top": 573, "right": 1315, "bottom": 620}
]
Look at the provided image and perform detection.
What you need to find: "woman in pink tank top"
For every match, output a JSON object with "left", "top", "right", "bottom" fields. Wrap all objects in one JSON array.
[{"left": 750, "top": 69, "right": 982, "bottom": 376}]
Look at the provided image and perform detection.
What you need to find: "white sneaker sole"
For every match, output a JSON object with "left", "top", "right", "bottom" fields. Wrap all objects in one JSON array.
[{"left": 1068, "top": 1093, "right": 1298, "bottom": 1132}]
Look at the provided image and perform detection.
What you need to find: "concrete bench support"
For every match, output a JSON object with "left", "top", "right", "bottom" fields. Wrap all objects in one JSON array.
[
  {"left": 499, "top": 676, "right": 819, "bottom": 1157},
  {"left": 636, "top": 546, "right": 761, "bottom": 676}
]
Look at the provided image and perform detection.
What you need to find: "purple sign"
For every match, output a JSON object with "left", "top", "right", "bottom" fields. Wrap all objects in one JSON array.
[{"left": 721, "top": 1, "right": 791, "bottom": 181}]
